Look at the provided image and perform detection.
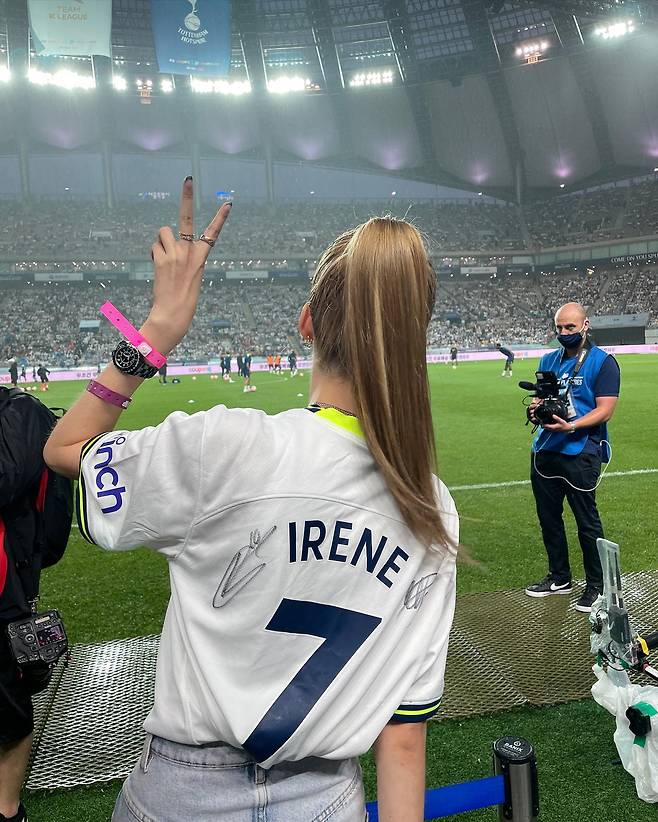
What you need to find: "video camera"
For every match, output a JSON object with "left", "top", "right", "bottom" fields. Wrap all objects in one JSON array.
[{"left": 518, "top": 371, "right": 569, "bottom": 427}]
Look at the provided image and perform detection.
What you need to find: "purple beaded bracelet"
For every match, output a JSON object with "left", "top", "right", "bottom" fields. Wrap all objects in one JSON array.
[{"left": 86, "top": 379, "right": 132, "bottom": 410}]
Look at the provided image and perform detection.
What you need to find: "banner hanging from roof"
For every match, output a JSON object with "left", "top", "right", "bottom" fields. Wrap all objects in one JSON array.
[
  {"left": 150, "top": 0, "right": 231, "bottom": 76},
  {"left": 27, "top": 0, "right": 112, "bottom": 57}
]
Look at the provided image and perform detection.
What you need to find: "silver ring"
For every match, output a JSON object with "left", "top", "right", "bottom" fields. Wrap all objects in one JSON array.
[{"left": 199, "top": 233, "right": 216, "bottom": 247}]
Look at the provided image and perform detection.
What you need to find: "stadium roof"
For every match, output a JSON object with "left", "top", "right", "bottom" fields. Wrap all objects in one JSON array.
[{"left": 1, "top": 0, "right": 658, "bottom": 199}]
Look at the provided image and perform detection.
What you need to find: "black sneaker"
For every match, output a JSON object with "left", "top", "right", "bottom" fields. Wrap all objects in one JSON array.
[
  {"left": 574, "top": 585, "right": 602, "bottom": 613},
  {"left": 0, "top": 803, "right": 28, "bottom": 822},
  {"left": 524, "top": 575, "right": 573, "bottom": 598}
]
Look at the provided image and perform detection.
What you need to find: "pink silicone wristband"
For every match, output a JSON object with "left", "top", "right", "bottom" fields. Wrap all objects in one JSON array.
[
  {"left": 99, "top": 301, "right": 167, "bottom": 369},
  {"left": 87, "top": 380, "right": 132, "bottom": 410}
]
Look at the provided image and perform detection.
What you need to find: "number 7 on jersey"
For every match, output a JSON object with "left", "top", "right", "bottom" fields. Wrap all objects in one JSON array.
[{"left": 243, "top": 599, "right": 382, "bottom": 762}]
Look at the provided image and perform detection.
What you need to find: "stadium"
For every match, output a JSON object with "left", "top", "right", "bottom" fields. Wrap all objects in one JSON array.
[{"left": 0, "top": 0, "right": 657, "bottom": 820}]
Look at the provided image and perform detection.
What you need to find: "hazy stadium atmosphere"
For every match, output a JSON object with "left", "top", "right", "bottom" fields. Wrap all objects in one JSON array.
[{"left": 1, "top": 1, "right": 658, "bottom": 821}]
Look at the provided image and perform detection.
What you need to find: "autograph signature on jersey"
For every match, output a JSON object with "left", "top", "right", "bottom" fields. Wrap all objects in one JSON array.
[
  {"left": 404, "top": 573, "right": 437, "bottom": 610},
  {"left": 212, "top": 526, "right": 277, "bottom": 608}
]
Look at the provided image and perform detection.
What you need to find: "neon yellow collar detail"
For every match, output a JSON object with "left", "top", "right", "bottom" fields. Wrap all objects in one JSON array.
[{"left": 314, "top": 407, "right": 364, "bottom": 439}]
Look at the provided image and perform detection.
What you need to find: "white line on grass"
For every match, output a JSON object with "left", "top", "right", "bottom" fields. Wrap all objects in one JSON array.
[{"left": 449, "top": 468, "right": 658, "bottom": 492}]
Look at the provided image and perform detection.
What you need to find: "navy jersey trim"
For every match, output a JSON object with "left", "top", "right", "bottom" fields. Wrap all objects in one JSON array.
[
  {"left": 391, "top": 697, "right": 442, "bottom": 723},
  {"left": 76, "top": 433, "right": 106, "bottom": 545}
]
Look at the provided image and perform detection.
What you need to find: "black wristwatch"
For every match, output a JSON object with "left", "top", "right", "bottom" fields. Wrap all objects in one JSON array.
[{"left": 112, "top": 340, "right": 158, "bottom": 378}]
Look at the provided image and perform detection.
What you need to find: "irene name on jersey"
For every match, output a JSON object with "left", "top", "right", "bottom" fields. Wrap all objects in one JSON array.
[{"left": 288, "top": 520, "right": 409, "bottom": 588}]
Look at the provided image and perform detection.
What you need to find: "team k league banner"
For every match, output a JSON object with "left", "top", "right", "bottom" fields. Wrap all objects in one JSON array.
[
  {"left": 150, "top": 0, "right": 231, "bottom": 76},
  {"left": 27, "top": 0, "right": 112, "bottom": 57}
]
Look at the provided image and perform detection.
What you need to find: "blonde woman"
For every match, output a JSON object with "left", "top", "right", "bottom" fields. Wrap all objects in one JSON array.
[{"left": 45, "top": 180, "right": 458, "bottom": 822}]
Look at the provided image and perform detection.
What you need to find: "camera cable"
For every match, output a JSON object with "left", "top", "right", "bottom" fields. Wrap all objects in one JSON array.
[{"left": 532, "top": 440, "right": 612, "bottom": 493}]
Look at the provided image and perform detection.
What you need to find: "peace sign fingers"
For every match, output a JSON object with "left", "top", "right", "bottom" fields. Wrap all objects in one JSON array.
[
  {"left": 195, "top": 200, "right": 233, "bottom": 261},
  {"left": 178, "top": 176, "right": 195, "bottom": 242}
]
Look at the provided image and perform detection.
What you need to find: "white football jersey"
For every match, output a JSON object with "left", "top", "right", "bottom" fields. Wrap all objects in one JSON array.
[{"left": 78, "top": 405, "right": 458, "bottom": 768}]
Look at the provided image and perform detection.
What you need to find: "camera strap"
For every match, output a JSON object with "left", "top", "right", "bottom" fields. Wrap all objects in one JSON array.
[{"left": 560, "top": 342, "right": 590, "bottom": 395}]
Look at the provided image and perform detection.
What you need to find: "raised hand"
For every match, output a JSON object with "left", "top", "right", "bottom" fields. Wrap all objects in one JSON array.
[{"left": 144, "top": 177, "right": 232, "bottom": 354}]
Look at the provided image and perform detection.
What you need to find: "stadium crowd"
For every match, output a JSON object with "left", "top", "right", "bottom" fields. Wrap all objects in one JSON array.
[
  {"left": 0, "top": 281, "right": 309, "bottom": 367},
  {"left": 2, "top": 269, "right": 656, "bottom": 368},
  {"left": 523, "top": 178, "right": 658, "bottom": 248},
  {"left": 1, "top": 176, "right": 657, "bottom": 366},
  {"left": 1, "top": 177, "right": 657, "bottom": 263},
  {"left": 0, "top": 199, "right": 523, "bottom": 259}
]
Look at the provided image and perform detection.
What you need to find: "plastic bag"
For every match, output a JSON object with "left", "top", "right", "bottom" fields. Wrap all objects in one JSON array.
[{"left": 591, "top": 664, "right": 658, "bottom": 803}]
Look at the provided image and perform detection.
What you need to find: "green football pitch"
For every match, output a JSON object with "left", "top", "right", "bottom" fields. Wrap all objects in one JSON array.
[{"left": 26, "top": 356, "right": 658, "bottom": 821}]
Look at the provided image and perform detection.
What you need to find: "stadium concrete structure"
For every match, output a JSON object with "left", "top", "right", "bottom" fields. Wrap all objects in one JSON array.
[{"left": 0, "top": 0, "right": 658, "bottom": 205}]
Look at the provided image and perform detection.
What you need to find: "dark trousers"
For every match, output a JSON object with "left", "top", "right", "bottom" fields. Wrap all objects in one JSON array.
[{"left": 530, "top": 449, "right": 604, "bottom": 590}]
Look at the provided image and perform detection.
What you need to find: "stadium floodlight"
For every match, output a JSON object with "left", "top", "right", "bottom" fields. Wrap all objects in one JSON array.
[
  {"left": 349, "top": 69, "right": 394, "bottom": 88},
  {"left": 28, "top": 68, "right": 95, "bottom": 90},
  {"left": 190, "top": 77, "right": 251, "bottom": 95},
  {"left": 595, "top": 20, "right": 635, "bottom": 39},
  {"left": 161, "top": 78, "right": 174, "bottom": 93},
  {"left": 0, "top": 66, "right": 10, "bottom": 83},
  {"left": 266, "top": 76, "right": 314, "bottom": 94},
  {"left": 112, "top": 75, "right": 127, "bottom": 91},
  {"left": 515, "top": 41, "right": 548, "bottom": 60}
]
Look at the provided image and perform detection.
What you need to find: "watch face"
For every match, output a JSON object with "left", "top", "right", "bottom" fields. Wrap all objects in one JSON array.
[{"left": 114, "top": 342, "right": 140, "bottom": 373}]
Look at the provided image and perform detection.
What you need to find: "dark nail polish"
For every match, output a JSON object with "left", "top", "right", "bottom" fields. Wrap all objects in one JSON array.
[{"left": 185, "top": 175, "right": 193, "bottom": 181}]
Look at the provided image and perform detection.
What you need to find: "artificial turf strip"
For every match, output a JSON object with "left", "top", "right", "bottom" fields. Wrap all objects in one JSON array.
[{"left": 25, "top": 356, "right": 658, "bottom": 820}]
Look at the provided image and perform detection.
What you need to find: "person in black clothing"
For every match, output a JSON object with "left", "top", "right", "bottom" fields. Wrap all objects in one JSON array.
[
  {"left": 36, "top": 365, "right": 50, "bottom": 390},
  {"left": 158, "top": 364, "right": 168, "bottom": 384},
  {"left": 496, "top": 343, "right": 514, "bottom": 377},
  {"left": 288, "top": 351, "right": 297, "bottom": 376},
  {"left": 18, "top": 367, "right": 26, "bottom": 384},
  {"left": 449, "top": 346, "right": 458, "bottom": 369},
  {"left": 8, "top": 360, "right": 18, "bottom": 388},
  {"left": 0, "top": 388, "right": 56, "bottom": 822},
  {"left": 223, "top": 354, "right": 233, "bottom": 382},
  {"left": 524, "top": 303, "right": 620, "bottom": 613},
  {"left": 241, "top": 353, "right": 255, "bottom": 393}
]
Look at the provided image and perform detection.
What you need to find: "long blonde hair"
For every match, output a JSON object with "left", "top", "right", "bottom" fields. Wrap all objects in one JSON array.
[{"left": 309, "top": 217, "right": 452, "bottom": 550}]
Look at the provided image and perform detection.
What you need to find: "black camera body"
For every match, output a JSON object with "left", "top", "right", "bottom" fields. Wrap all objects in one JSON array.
[
  {"left": 6, "top": 609, "right": 68, "bottom": 668},
  {"left": 519, "top": 371, "right": 570, "bottom": 426}
]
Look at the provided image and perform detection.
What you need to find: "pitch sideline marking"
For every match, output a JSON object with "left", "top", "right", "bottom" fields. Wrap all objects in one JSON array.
[{"left": 449, "top": 468, "right": 658, "bottom": 492}]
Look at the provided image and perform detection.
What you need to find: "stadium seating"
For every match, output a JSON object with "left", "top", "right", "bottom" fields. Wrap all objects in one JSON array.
[
  {"left": 1, "top": 268, "right": 656, "bottom": 367},
  {"left": 2, "top": 179, "right": 657, "bottom": 365},
  {"left": 1, "top": 178, "right": 657, "bottom": 264},
  {"left": 0, "top": 199, "right": 521, "bottom": 259},
  {"left": 523, "top": 179, "right": 658, "bottom": 249}
]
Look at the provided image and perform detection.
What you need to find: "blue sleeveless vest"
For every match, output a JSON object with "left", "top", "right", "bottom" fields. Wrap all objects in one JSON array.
[{"left": 532, "top": 344, "right": 611, "bottom": 462}]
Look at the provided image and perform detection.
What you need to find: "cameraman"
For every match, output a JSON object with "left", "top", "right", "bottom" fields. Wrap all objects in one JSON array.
[{"left": 524, "top": 302, "right": 620, "bottom": 613}]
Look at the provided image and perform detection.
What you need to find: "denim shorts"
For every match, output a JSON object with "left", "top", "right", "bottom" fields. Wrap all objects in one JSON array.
[{"left": 112, "top": 734, "right": 367, "bottom": 822}]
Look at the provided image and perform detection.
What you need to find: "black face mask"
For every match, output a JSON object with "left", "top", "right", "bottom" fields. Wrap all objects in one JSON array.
[{"left": 556, "top": 323, "right": 586, "bottom": 349}]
